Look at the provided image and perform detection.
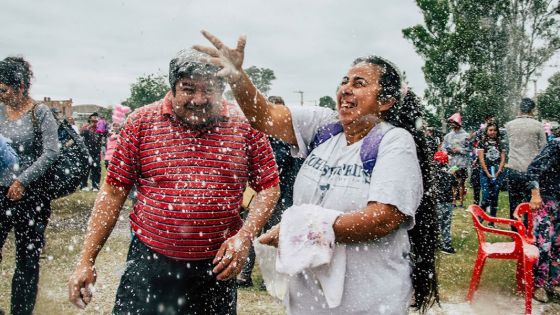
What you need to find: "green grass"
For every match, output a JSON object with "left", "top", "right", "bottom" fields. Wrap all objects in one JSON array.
[
  {"left": 437, "top": 189, "right": 518, "bottom": 301},
  {"left": 0, "top": 181, "right": 545, "bottom": 314}
]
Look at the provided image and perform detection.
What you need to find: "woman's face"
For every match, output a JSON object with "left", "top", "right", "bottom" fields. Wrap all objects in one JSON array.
[
  {"left": 486, "top": 125, "right": 498, "bottom": 139},
  {"left": 0, "top": 83, "right": 20, "bottom": 107},
  {"left": 336, "top": 63, "right": 392, "bottom": 131}
]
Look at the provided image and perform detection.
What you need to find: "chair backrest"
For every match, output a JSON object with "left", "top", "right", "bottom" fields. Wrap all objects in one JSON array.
[
  {"left": 513, "top": 202, "right": 535, "bottom": 244},
  {"left": 468, "top": 205, "right": 488, "bottom": 245},
  {"left": 467, "top": 205, "right": 525, "bottom": 248}
]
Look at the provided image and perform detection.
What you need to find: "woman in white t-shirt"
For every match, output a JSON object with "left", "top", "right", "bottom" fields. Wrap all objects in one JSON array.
[{"left": 195, "top": 31, "right": 439, "bottom": 314}]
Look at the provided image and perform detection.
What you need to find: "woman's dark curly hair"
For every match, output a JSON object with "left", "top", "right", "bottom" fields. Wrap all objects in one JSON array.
[
  {"left": 352, "top": 56, "right": 440, "bottom": 313},
  {"left": 0, "top": 56, "right": 34, "bottom": 97}
]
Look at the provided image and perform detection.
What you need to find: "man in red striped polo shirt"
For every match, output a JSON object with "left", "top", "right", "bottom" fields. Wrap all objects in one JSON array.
[{"left": 68, "top": 49, "right": 280, "bottom": 314}]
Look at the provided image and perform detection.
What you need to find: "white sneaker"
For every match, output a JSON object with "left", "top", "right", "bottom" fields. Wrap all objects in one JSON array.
[
  {"left": 92, "top": 188, "right": 99, "bottom": 192},
  {"left": 81, "top": 187, "right": 90, "bottom": 191}
]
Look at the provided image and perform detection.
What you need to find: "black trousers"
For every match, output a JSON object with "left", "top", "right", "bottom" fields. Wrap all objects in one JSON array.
[
  {"left": 470, "top": 165, "right": 481, "bottom": 205},
  {"left": 507, "top": 168, "right": 531, "bottom": 229},
  {"left": 0, "top": 188, "right": 50, "bottom": 315},
  {"left": 81, "top": 153, "right": 101, "bottom": 189},
  {"left": 113, "top": 236, "right": 237, "bottom": 315}
]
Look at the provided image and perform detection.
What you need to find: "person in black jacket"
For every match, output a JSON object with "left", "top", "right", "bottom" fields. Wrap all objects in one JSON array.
[
  {"left": 80, "top": 113, "right": 103, "bottom": 191},
  {"left": 433, "top": 151, "right": 455, "bottom": 254}
]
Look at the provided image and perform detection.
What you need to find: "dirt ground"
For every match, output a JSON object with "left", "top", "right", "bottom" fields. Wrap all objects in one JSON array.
[{"left": 1, "top": 193, "right": 559, "bottom": 314}]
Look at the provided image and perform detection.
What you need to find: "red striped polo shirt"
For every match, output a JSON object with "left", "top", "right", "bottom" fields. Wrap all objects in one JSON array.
[{"left": 106, "top": 93, "right": 279, "bottom": 260}]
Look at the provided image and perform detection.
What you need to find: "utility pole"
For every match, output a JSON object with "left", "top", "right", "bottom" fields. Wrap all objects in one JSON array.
[
  {"left": 532, "top": 79, "right": 537, "bottom": 97},
  {"left": 294, "top": 90, "right": 304, "bottom": 106}
]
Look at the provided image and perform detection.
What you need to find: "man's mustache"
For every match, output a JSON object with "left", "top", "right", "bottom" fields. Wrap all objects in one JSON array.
[{"left": 183, "top": 101, "right": 213, "bottom": 112}]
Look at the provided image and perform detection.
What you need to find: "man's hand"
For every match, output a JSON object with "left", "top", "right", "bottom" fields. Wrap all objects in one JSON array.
[
  {"left": 258, "top": 225, "right": 280, "bottom": 248},
  {"left": 68, "top": 261, "right": 97, "bottom": 309},
  {"left": 212, "top": 232, "right": 252, "bottom": 281},
  {"left": 193, "top": 30, "right": 246, "bottom": 83},
  {"left": 7, "top": 180, "right": 25, "bottom": 201}
]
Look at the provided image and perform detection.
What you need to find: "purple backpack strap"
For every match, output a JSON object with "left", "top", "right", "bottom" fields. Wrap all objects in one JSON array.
[
  {"left": 309, "top": 122, "right": 344, "bottom": 152},
  {"left": 361, "top": 124, "right": 394, "bottom": 174},
  {"left": 310, "top": 121, "right": 394, "bottom": 174}
]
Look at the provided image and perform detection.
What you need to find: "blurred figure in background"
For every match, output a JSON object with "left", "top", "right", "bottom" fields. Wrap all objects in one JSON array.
[
  {"left": 477, "top": 123, "right": 506, "bottom": 223},
  {"left": 433, "top": 151, "right": 455, "bottom": 254},
  {"left": 104, "top": 122, "right": 122, "bottom": 169},
  {"left": 505, "top": 98, "right": 547, "bottom": 225},
  {"left": 443, "top": 113, "right": 470, "bottom": 207},
  {"left": 80, "top": 113, "right": 103, "bottom": 191},
  {"left": 527, "top": 125, "right": 560, "bottom": 303},
  {"left": 469, "top": 114, "right": 496, "bottom": 205}
]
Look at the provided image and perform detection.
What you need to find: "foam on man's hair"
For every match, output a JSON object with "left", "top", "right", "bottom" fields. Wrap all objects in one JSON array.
[{"left": 169, "top": 49, "right": 225, "bottom": 91}]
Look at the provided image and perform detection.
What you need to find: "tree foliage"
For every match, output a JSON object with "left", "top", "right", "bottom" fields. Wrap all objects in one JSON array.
[
  {"left": 318, "top": 95, "right": 336, "bottom": 110},
  {"left": 404, "top": 0, "right": 560, "bottom": 130},
  {"left": 537, "top": 71, "right": 560, "bottom": 121},
  {"left": 124, "top": 74, "right": 169, "bottom": 110},
  {"left": 245, "top": 66, "right": 276, "bottom": 96}
]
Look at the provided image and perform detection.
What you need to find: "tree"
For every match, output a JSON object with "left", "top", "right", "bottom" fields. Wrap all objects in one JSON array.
[
  {"left": 318, "top": 96, "right": 336, "bottom": 110},
  {"left": 125, "top": 74, "right": 169, "bottom": 110},
  {"left": 404, "top": 0, "right": 560, "bottom": 130},
  {"left": 537, "top": 71, "right": 560, "bottom": 121},
  {"left": 402, "top": 0, "right": 463, "bottom": 130},
  {"left": 244, "top": 66, "right": 276, "bottom": 95}
]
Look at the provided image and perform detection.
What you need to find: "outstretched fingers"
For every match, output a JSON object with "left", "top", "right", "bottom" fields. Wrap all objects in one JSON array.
[
  {"left": 201, "top": 30, "right": 225, "bottom": 50},
  {"left": 192, "top": 45, "right": 220, "bottom": 58},
  {"left": 236, "top": 35, "right": 247, "bottom": 53}
]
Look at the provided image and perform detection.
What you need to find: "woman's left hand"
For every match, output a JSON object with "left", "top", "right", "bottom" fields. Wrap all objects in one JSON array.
[
  {"left": 193, "top": 30, "right": 246, "bottom": 83},
  {"left": 7, "top": 180, "right": 25, "bottom": 201},
  {"left": 259, "top": 225, "right": 280, "bottom": 248}
]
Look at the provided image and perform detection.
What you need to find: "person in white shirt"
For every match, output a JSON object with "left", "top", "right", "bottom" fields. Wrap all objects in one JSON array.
[
  {"left": 195, "top": 31, "right": 439, "bottom": 314},
  {"left": 505, "top": 98, "right": 547, "bottom": 225}
]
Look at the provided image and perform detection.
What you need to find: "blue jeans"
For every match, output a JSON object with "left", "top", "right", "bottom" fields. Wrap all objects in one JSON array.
[
  {"left": 436, "top": 203, "right": 453, "bottom": 249},
  {"left": 480, "top": 169, "right": 504, "bottom": 217}
]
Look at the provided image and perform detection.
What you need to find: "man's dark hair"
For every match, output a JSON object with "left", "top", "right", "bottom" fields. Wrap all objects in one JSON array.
[
  {"left": 0, "top": 56, "right": 33, "bottom": 96},
  {"left": 519, "top": 97, "right": 536, "bottom": 114},
  {"left": 169, "top": 49, "right": 225, "bottom": 95}
]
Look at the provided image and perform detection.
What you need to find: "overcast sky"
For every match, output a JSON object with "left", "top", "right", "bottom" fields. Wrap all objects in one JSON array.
[{"left": 1, "top": 0, "right": 558, "bottom": 107}]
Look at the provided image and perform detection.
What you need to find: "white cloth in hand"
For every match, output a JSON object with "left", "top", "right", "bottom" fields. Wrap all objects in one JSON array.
[{"left": 276, "top": 204, "right": 346, "bottom": 308}]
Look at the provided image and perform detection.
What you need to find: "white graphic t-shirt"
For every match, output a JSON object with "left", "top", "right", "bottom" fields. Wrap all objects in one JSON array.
[{"left": 285, "top": 105, "right": 423, "bottom": 315}]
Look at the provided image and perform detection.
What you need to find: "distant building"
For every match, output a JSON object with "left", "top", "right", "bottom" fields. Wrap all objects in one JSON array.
[
  {"left": 72, "top": 104, "right": 107, "bottom": 125},
  {"left": 36, "top": 97, "right": 73, "bottom": 118}
]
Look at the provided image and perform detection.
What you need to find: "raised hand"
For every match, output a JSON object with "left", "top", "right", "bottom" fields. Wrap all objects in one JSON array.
[{"left": 193, "top": 30, "right": 246, "bottom": 83}]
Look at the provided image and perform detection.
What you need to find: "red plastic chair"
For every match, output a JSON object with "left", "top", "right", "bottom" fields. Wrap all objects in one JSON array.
[
  {"left": 466, "top": 204, "right": 539, "bottom": 315},
  {"left": 513, "top": 202, "right": 535, "bottom": 245}
]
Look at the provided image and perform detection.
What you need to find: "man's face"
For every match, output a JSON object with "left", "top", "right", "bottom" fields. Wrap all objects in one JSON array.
[
  {"left": 89, "top": 116, "right": 98, "bottom": 126},
  {"left": 449, "top": 121, "right": 459, "bottom": 130},
  {"left": 171, "top": 77, "right": 223, "bottom": 129}
]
